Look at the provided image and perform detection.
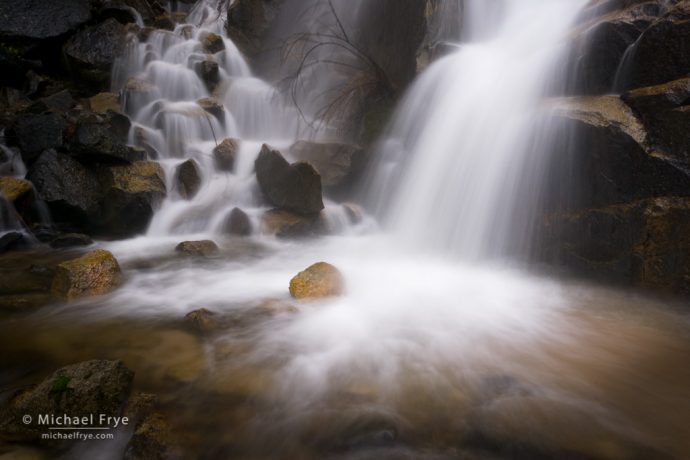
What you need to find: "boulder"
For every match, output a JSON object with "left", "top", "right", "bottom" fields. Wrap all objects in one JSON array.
[
  {"left": 212, "top": 138, "right": 239, "bottom": 172},
  {"left": 0, "top": 0, "right": 92, "bottom": 41},
  {"left": 26, "top": 150, "right": 103, "bottom": 230},
  {"left": 26, "top": 90, "right": 76, "bottom": 114},
  {"left": 184, "top": 308, "right": 221, "bottom": 334},
  {"left": 67, "top": 109, "right": 144, "bottom": 164},
  {"left": 196, "top": 97, "right": 225, "bottom": 123},
  {"left": 546, "top": 96, "right": 690, "bottom": 211},
  {"left": 99, "top": 161, "right": 166, "bottom": 237},
  {"left": 201, "top": 32, "right": 225, "bottom": 54},
  {"left": 288, "top": 140, "right": 366, "bottom": 189},
  {"left": 87, "top": 92, "right": 122, "bottom": 113},
  {"left": 0, "top": 360, "right": 133, "bottom": 442},
  {"left": 63, "top": 18, "right": 128, "bottom": 89},
  {"left": 0, "top": 177, "right": 32, "bottom": 203},
  {"left": 255, "top": 144, "right": 324, "bottom": 215},
  {"left": 51, "top": 249, "right": 122, "bottom": 300},
  {"left": 222, "top": 207, "right": 251, "bottom": 236},
  {"left": 123, "top": 77, "right": 159, "bottom": 112},
  {"left": 50, "top": 233, "right": 93, "bottom": 249},
  {"left": 175, "top": 240, "right": 219, "bottom": 257},
  {"left": 8, "top": 113, "right": 66, "bottom": 163},
  {"left": 174, "top": 159, "right": 201, "bottom": 199},
  {"left": 195, "top": 59, "right": 220, "bottom": 92},
  {"left": 261, "top": 209, "right": 327, "bottom": 239},
  {"left": 124, "top": 412, "right": 181, "bottom": 460},
  {"left": 289, "top": 262, "right": 344, "bottom": 300}
]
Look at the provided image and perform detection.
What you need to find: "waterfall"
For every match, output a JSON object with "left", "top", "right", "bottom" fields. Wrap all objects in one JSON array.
[{"left": 368, "top": 0, "right": 586, "bottom": 261}]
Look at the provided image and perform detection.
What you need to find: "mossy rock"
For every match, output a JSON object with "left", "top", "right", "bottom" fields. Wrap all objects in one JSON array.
[
  {"left": 289, "top": 262, "right": 344, "bottom": 300},
  {"left": 0, "top": 177, "right": 32, "bottom": 203},
  {"left": 51, "top": 249, "right": 122, "bottom": 300}
]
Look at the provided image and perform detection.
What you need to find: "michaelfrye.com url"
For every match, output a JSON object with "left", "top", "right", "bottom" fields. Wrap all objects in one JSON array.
[{"left": 41, "top": 431, "right": 115, "bottom": 441}]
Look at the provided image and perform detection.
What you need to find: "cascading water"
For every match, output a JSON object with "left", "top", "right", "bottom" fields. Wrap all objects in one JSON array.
[{"left": 369, "top": 0, "right": 585, "bottom": 261}]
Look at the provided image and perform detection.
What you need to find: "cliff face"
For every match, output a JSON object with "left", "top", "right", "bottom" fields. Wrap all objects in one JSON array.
[{"left": 542, "top": 0, "right": 690, "bottom": 295}]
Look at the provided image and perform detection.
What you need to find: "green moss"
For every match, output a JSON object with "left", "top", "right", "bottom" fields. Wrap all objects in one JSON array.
[{"left": 50, "top": 375, "right": 71, "bottom": 403}]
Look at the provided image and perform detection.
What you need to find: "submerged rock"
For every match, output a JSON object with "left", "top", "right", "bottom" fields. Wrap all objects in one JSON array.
[
  {"left": 49, "top": 233, "right": 93, "bottom": 249},
  {"left": 289, "top": 262, "right": 344, "bottom": 300},
  {"left": 0, "top": 232, "right": 27, "bottom": 254},
  {"left": 255, "top": 144, "right": 324, "bottom": 215},
  {"left": 0, "top": 360, "right": 133, "bottom": 442},
  {"left": 223, "top": 207, "right": 252, "bottom": 236},
  {"left": 174, "top": 159, "right": 202, "bottom": 200},
  {"left": 51, "top": 249, "right": 122, "bottom": 300},
  {"left": 175, "top": 240, "right": 219, "bottom": 257},
  {"left": 184, "top": 308, "right": 221, "bottom": 334},
  {"left": 261, "top": 209, "right": 327, "bottom": 239},
  {"left": 213, "top": 138, "right": 239, "bottom": 172}
]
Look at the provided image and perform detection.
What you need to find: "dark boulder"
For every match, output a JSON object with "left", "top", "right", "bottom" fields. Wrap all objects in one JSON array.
[
  {"left": 195, "top": 59, "right": 220, "bottom": 92},
  {"left": 213, "top": 138, "right": 239, "bottom": 172},
  {"left": 0, "top": 0, "right": 92, "bottom": 41},
  {"left": 174, "top": 159, "right": 202, "bottom": 199},
  {"left": 288, "top": 140, "right": 366, "bottom": 190},
  {"left": 201, "top": 32, "right": 225, "bottom": 54},
  {"left": 0, "top": 360, "right": 133, "bottom": 442},
  {"left": 8, "top": 113, "right": 66, "bottom": 164},
  {"left": 26, "top": 150, "right": 102, "bottom": 231},
  {"left": 223, "top": 207, "right": 251, "bottom": 236},
  {"left": 50, "top": 233, "right": 93, "bottom": 249},
  {"left": 25, "top": 90, "right": 76, "bottom": 115},
  {"left": 63, "top": 18, "right": 128, "bottom": 90},
  {"left": 255, "top": 144, "right": 323, "bottom": 215},
  {"left": 67, "top": 110, "right": 145, "bottom": 164}
]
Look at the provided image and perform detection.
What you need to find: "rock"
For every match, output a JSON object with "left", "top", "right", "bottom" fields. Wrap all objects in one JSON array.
[
  {"left": 255, "top": 144, "right": 324, "bottom": 215},
  {"left": 26, "top": 150, "right": 102, "bottom": 230},
  {"left": 542, "top": 197, "right": 690, "bottom": 295},
  {"left": 184, "top": 308, "right": 220, "bottom": 334},
  {"left": 26, "top": 90, "right": 76, "bottom": 114},
  {"left": 212, "top": 138, "right": 239, "bottom": 172},
  {"left": 201, "top": 32, "right": 225, "bottom": 54},
  {"left": 124, "top": 412, "right": 181, "bottom": 460},
  {"left": 174, "top": 159, "right": 201, "bottom": 199},
  {"left": 51, "top": 249, "right": 122, "bottom": 300},
  {"left": 196, "top": 97, "right": 225, "bottom": 123},
  {"left": 0, "top": 0, "right": 92, "bottom": 41},
  {"left": 227, "top": 0, "right": 269, "bottom": 43},
  {"left": 50, "top": 233, "right": 93, "bottom": 249},
  {"left": 63, "top": 18, "right": 128, "bottom": 90},
  {"left": 123, "top": 77, "right": 159, "bottom": 112},
  {"left": 195, "top": 59, "right": 220, "bottom": 92},
  {"left": 0, "top": 360, "right": 133, "bottom": 442},
  {"left": 153, "top": 14, "right": 175, "bottom": 31},
  {"left": 343, "top": 203, "right": 364, "bottom": 224},
  {"left": 0, "top": 232, "right": 27, "bottom": 254},
  {"left": 175, "top": 240, "right": 219, "bottom": 257},
  {"left": 261, "top": 209, "right": 327, "bottom": 239},
  {"left": 0, "top": 177, "right": 32, "bottom": 203},
  {"left": 67, "top": 109, "right": 144, "bottom": 164},
  {"left": 289, "top": 262, "right": 344, "bottom": 300},
  {"left": 87, "top": 92, "right": 122, "bottom": 113},
  {"left": 222, "top": 207, "right": 251, "bottom": 236},
  {"left": 99, "top": 161, "right": 167, "bottom": 237},
  {"left": 547, "top": 96, "right": 690, "bottom": 211},
  {"left": 8, "top": 113, "right": 66, "bottom": 163},
  {"left": 288, "top": 140, "right": 366, "bottom": 189},
  {"left": 171, "top": 11, "right": 188, "bottom": 24}
]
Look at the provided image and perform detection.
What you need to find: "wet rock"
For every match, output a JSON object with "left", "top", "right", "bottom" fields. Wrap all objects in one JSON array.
[
  {"left": 0, "top": 232, "right": 27, "bottom": 254},
  {"left": 185, "top": 308, "right": 221, "bottom": 334},
  {"left": 201, "top": 32, "right": 225, "bottom": 54},
  {"left": 99, "top": 161, "right": 167, "bottom": 237},
  {"left": 175, "top": 240, "right": 219, "bottom": 257},
  {"left": 174, "top": 159, "right": 202, "bottom": 199},
  {"left": 288, "top": 140, "right": 366, "bottom": 189},
  {"left": 63, "top": 18, "right": 128, "bottom": 90},
  {"left": 223, "top": 207, "right": 252, "bottom": 237},
  {"left": 67, "top": 110, "right": 144, "bottom": 164},
  {"left": 26, "top": 90, "right": 76, "bottom": 114},
  {"left": 343, "top": 203, "right": 364, "bottom": 225},
  {"left": 153, "top": 14, "right": 175, "bottom": 31},
  {"left": 195, "top": 59, "right": 220, "bottom": 92},
  {"left": 196, "top": 97, "right": 225, "bottom": 123},
  {"left": 0, "top": 177, "right": 32, "bottom": 204},
  {"left": 87, "top": 92, "right": 122, "bottom": 114},
  {"left": 26, "top": 150, "right": 102, "bottom": 230},
  {"left": 123, "top": 392, "right": 157, "bottom": 426},
  {"left": 0, "top": 360, "right": 133, "bottom": 442},
  {"left": 0, "top": 0, "right": 92, "bottom": 41},
  {"left": 8, "top": 113, "right": 66, "bottom": 163},
  {"left": 255, "top": 144, "right": 324, "bottom": 215},
  {"left": 49, "top": 233, "right": 93, "bottom": 249},
  {"left": 213, "top": 138, "right": 239, "bottom": 172},
  {"left": 124, "top": 77, "right": 159, "bottom": 112},
  {"left": 124, "top": 412, "right": 181, "bottom": 460},
  {"left": 0, "top": 293, "right": 52, "bottom": 312},
  {"left": 289, "top": 262, "right": 344, "bottom": 300},
  {"left": 171, "top": 11, "right": 188, "bottom": 24},
  {"left": 51, "top": 249, "right": 122, "bottom": 300},
  {"left": 261, "top": 209, "right": 327, "bottom": 239}
]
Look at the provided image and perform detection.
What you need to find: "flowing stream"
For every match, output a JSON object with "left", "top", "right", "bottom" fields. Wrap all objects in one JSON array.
[{"left": 2, "top": 1, "right": 690, "bottom": 459}]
